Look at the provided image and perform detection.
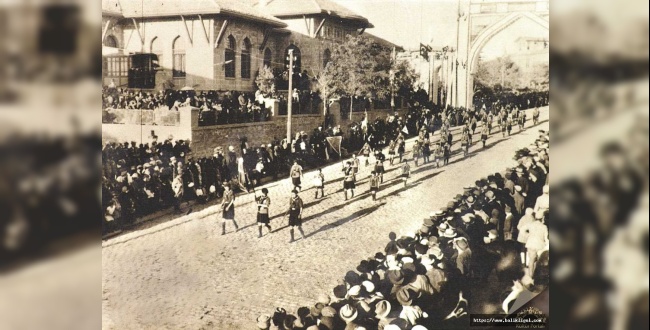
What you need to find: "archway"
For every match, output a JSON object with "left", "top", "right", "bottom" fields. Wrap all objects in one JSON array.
[{"left": 463, "top": 12, "right": 549, "bottom": 108}]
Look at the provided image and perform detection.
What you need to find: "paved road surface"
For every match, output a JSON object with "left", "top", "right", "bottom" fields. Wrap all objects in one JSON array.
[{"left": 102, "top": 107, "right": 549, "bottom": 330}]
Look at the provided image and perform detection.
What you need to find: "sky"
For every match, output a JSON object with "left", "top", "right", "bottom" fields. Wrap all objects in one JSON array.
[{"left": 332, "top": 0, "right": 460, "bottom": 51}]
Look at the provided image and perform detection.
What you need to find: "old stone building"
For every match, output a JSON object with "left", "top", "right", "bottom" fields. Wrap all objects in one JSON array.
[{"left": 101, "top": 0, "right": 388, "bottom": 91}]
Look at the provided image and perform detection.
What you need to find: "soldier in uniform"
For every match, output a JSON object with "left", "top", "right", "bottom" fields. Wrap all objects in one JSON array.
[
  {"left": 221, "top": 183, "right": 238, "bottom": 235},
  {"left": 369, "top": 171, "right": 380, "bottom": 201},
  {"left": 401, "top": 160, "right": 411, "bottom": 187},
  {"left": 461, "top": 132, "right": 470, "bottom": 157},
  {"left": 412, "top": 140, "right": 421, "bottom": 167},
  {"left": 388, "top": 139, "right": 397, "bottom": 165},
  {"left": 256, "top": 188, "right": 272, "bottom": 238},
  {"left": 532, "top": 107, "right": 540, "bottom": 125},
  {"left": 481, "top": 125, "right": 489, "bottom": 148},
  {"left": 287, "top": 190, "right": 305, "bottom": 243},
  {"left": 343, "top": 161, "right": 356, "bottom": 201},
  {"left": 397, "top": 136, "right": 406, "bottom": 163},
  {"left": 289, "top": 160, "right": 303, "bottom": 192},
  {"left": 313, "top": 168, "right": 326, "bottom": 199},
  {"left": 351, "top": 154, "right": 360, "bottom": 174},
  {"left": 443, "top": 142, "right": 451, "bottom": 166},
  {"left": 374, "top": 150, "right": 386, "bottom": 183}
]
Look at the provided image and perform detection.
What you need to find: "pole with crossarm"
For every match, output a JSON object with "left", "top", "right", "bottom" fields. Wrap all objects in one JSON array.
[{"left": 287, "top": 49, "right": 294, "bottom": 143}]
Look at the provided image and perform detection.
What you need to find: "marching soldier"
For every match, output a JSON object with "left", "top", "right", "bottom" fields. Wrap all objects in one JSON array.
[
  {"left": 289, "top": 160, "right": 303, "bottom": 192},
  {"left": 461, "top": 132, "right": 470, "bottom": 157},
  {"left": 287, "top": 190, "right": 305, "bottom": 243},
  {"left": 532, "top": 107, "right": 540, "bottom": 125},
  {"left": 412, "top": 140, "right": 421, "bottom": 167},
  {"left": 256, "top": 188, "right": 272, "bottom": 238},
  {"left": 343, "top": 161, "right": 356, "bottom": 200},
  {"left": 369, "top": 171, "right": 380, "bottom": 201},
  {"left": 401, "top": 160, "right": 411, "bottom": 187},
  {"left": 221, "top": 183, "right": 239, "bottom": 235},
  {"left": 481, "top": 125, "right": 489, "bottom": 148}
]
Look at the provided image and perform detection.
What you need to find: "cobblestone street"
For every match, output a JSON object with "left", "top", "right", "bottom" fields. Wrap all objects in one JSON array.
[{"left": 102, "top": 108, "right": 549, "bottom": 330}]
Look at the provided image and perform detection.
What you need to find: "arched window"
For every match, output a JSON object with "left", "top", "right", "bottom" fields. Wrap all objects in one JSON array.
[
  {"left": 263, "top": 48, "right": 272, "bottom": 69},
  {"left": 150, "top": 37, "right": 163, "bottom": 65},
  {"left": 323, "top": 48, "right": 331, "bottom": 69},
  {"left": 104, "top": 35, "right": 118, "bottom": 48},
  {"left": 284, "top": 45, "right": 301, "bottom": 72},
  {"left": 241, "top": 38, "right": 251, "bottom": 79},
  {"left": 225, "top": 35, "right": 236, "bottom": 78},
  {"left": 172, "top": 37, "right": 186, "bottom": 77}
]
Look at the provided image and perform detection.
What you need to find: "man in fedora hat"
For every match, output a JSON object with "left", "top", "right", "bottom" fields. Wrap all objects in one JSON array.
[
  {"left": 256, "top": 314, "right": 271, "bottom": 329},
  {"left": 287, "top": 190, "right": 305, "bottom": 243},
  {"left": 453, "top": 237, "right": 472, "bottom": 276},
  {"left": 256, "top": 188, "right": 272, "bottom": 238},
  {"left": 339, "top": 304, "right": 361, "bottom": 329}
]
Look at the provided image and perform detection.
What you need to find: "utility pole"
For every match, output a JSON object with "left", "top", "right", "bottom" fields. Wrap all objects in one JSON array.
[
  {"left": 286, "top": 49, "right": 294, "bottom": 143},
  {"left": 454, "top": 0, "right": 461, "bottom": 107},
  {"left": 390, "top": 46, "right": 396, "bottom": 111}
]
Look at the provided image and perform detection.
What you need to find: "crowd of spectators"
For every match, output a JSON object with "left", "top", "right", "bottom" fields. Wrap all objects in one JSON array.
[
  {"left": 102, "top": 125, "right": 348, "bottom": 233},
  {"left": 256, "top": 130, "right": 550, "bottom": 330},
  {"left": 102, "top": 87, "right": 274, "bottom": 125}
]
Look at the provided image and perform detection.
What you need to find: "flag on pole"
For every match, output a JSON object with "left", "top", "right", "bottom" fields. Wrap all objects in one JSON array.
[
  {"left": 402, "top": 125, "right": 409, "bottom": 135},
  {"left": 420, "top": 43, "right": 429, "bottom": 61}
]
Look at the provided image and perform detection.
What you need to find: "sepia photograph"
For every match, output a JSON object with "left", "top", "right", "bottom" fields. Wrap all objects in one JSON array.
[
  {"left": 0, "top": 0, "right": 648, "bottom": 329},
  {"left": 100, "top": 0, "right": 549, "bottom": 329}
]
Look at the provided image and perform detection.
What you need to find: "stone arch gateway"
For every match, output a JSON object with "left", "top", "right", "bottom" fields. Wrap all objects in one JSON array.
[{"left": 452, "top": 0, "right": 549, "bottom": 108}]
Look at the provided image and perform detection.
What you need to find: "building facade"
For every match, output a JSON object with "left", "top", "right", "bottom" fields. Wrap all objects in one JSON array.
[{"left": 101, "top": 0, "right": 383, "bottom": 92}]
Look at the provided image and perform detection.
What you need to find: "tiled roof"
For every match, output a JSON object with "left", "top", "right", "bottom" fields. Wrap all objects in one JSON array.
[
  {"left": 102, "top": 0, "right": 286, "bottom": 27},
  {"left": 253, "top": 0, "right": 372, "bottom": 27}
]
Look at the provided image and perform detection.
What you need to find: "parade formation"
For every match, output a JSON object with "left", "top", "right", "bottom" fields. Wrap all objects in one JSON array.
[{"left": 102, "top": 0, "right": 550, "bottom": 329}]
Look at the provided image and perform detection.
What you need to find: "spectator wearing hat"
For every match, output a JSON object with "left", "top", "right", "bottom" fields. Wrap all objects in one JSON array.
[
  {"left": 522, "top": 214, "right": 548, "bottom": 278},
  {"left": 452, "top": 237, "right": 472, "bottom": 276},
  {"left": 534, "top": 185, "right": 549, "bottom": 215},
  {"left": 256, "top": 188, "right": 272, "bottom": 238},
  {"left": 503, "top": 205, "right": 515, "bottom": 241},
  {"left": 340, "top": 304, "right": 362, "bottom": 329},
  {"left": 220, "top": 183, "right": 239, "bottom": 235},
  {"left": 397, "top": 288, "right": 428, "bottom": 326},
  {"left": 257, "top": 314, "right": 271, "bottom": 329},
  {"left": 287, "top": 190, "right": 305, "bottom": 243},
  {"left": 375, "top": 300, "right": 398, "bottom": 330},
  {"left": 512, "top": 185, "right": 526, "bottom": 217},
  {"left": 516, "top": 208, "right": 535, "bottom": 265}
]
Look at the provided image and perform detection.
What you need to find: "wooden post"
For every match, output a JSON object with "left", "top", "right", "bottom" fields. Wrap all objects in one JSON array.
[{"left": 287, "top": 49, "right": 294, "bottom": 142}]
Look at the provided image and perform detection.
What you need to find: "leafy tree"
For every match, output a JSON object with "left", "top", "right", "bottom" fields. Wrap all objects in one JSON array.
[
  {"left": 315, "top": 63, "right": 338, "bottom": 114},
  {"left": 392, "top": 59, "right": 419, "bottom": 98},
  {"left": 475, "top": 56, "right": 522, "bottom": 90},
  {"left": 255, "top": 65, "right": 276, "bottom": 96}
]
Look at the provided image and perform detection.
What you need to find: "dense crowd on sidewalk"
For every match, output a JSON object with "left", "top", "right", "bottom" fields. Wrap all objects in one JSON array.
[{"left": 255, "top": 129, "right": 550, "bottom": 330}]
